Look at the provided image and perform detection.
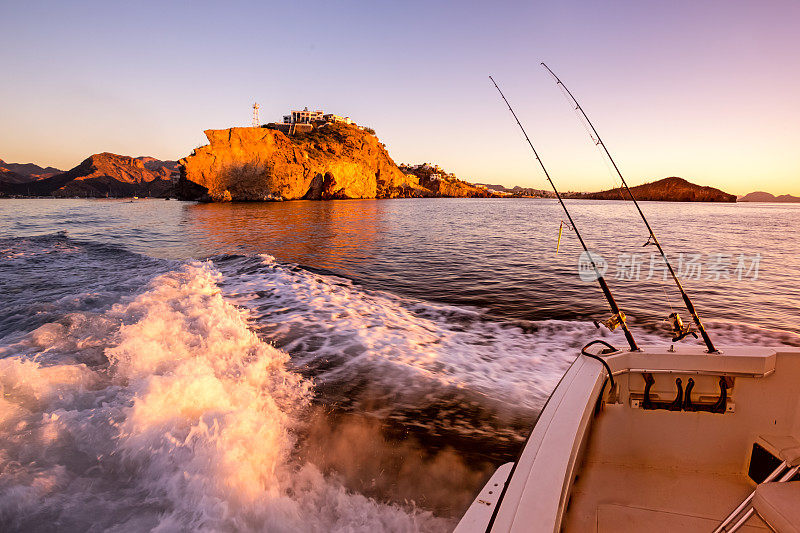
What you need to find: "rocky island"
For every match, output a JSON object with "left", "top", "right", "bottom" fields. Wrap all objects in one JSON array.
[
  {"left": 565, "top": 177, "right": 736, "bottom": 202},
  {"left": 177, "top": 122, "right": 497, "bottom": 202}
]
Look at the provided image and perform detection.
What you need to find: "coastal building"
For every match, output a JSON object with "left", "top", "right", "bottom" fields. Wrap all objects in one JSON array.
[
  {"left": 323, "top": 113, "right": 352, "bottom": 125},
  {"left": 283, "top": 107, "right": 324, "bottom": 124},
  {"left": 282, "top": 108, "right": 353, "bottom": 125}
]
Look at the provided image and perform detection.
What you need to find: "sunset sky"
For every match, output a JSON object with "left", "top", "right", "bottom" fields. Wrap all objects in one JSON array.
[{"left": 2, "top": 1, "right": 798, "bottom": 195}]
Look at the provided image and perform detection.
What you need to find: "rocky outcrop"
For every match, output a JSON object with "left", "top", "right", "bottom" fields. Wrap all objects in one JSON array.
[
  {"left": 399, "top": 163, "right": 500, "bottom": 199},
  {"left": 422, "top": 177, "right": 497, "bottom": 198},
  {"left": 178, "top": 124, "right": 429, "bottom": 202},
  {"left": 740, "top": 191, "right": 800, "bottom": 203},
  {"left": 0, "top": 153, "right": 177, "bottom": 197},
  {"left": 570, "top": 177, "right": 736, "bottom": 202}
]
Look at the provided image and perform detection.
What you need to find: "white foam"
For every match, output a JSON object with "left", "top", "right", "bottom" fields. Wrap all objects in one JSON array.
[
  {"left": 0, "top": 262, "right": 447, "bottom": 532},
  {"left": 222, "top": 256, "right": 662, "bottom": 414},
  {"left": 220, "top": 255, "right": 800, "bottom": 426},
  {"left": 703, "top": 318, "right": 800, "bottom": 347}
]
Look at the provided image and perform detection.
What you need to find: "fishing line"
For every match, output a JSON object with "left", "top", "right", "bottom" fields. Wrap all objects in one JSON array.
[
  {"left": 541, "top": 63, "right": 718, "bottom": 353},
  {"left": 489, "top": 75, "right": 640, "bottom": 352},
  {"left": 557, "top": 82, "right": 628, "bottom": 201}
]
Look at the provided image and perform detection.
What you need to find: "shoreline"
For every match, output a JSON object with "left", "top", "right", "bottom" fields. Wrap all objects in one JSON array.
[{"left": 2, "top": 195, "right": 779, "bottom": 204}]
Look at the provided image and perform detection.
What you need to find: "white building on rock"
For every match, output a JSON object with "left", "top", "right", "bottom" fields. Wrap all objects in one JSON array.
[{"left": 282, "top": 107, "right": 353, "bottom": 125}]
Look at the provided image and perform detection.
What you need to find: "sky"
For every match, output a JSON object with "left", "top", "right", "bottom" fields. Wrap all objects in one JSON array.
[{"left": 1, "top": 0, "right": 798, "bottom": 195}]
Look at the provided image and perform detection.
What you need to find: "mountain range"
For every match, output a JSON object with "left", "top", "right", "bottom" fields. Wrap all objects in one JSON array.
[
  {"left": 1, "top": 153, "right": 795, "bottom": 203},
  {"left": 0, "top": 154, "right": 177, "bottom": 197},
  {"left": 0, "top": 159, "right": 62, "bottom": 184},
  {"left": 739, "top": 191, "right": 800, "bottom": 203}
]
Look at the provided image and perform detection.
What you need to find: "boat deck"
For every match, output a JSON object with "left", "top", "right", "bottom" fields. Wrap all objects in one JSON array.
[
  {"left": 458, "top": 348, "right": 800, "bottom": 533},
  {"left": 562, "top": 460, "right": 769, "bottom": 531}
]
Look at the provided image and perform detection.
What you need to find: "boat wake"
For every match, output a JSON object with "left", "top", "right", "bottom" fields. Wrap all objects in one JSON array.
[
  {"left": 0, "top": 262, "right": 449, "bottom": 531},
  {"left": 1, "top": 235, "right": 797, "bottom": 531}
]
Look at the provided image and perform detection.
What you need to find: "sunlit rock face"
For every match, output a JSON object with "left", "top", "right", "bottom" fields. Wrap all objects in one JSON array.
[{"left": 177, "top": 124, "right": 426, "bottom": 202}]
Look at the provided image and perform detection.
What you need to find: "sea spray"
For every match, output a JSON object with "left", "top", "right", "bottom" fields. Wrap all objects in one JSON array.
[
  {"left": 0, "top": 263, "right": 447, "bottom": 532},
  {"left": 297, "top": 409, "right": 495, "bottom": 517}
]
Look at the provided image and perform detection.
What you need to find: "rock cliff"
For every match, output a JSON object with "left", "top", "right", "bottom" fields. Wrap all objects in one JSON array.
[{"left": 178, "top": 124, "right": 429, "bottom": 201}]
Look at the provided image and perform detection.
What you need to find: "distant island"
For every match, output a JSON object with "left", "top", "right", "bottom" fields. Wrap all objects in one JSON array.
[
  {"left": 562, "top": 177, "right": 736, "bottom": 202},
  {"left": 739, "top": 191, "right": 800, "bottom": 203}
]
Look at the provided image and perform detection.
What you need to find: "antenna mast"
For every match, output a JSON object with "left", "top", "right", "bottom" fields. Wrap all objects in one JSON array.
[
  {"left": 540, "top": 63, "right": 717, "bottom": 354},
  {"left": 252, "top": 102, "right": 260, "bottom": 127},
  {"left": 490, "top": 76, "right": 639, "bottom": 352}
]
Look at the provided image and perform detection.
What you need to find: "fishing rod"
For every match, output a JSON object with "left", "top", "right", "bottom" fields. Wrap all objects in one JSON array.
[
  {"left": 489, "top": 75, "right": 640, "bottom": 352},
  {"left": 540, "top": 63, "right": 718, "bottom": 354}
]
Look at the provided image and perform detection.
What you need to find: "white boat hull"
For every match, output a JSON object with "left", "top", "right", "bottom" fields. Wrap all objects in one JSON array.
[{"left": 457, "top": 345, "right": 800, "bottom": 532}]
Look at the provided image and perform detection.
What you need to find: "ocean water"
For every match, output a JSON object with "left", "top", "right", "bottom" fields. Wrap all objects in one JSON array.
[{"left": 1, "top": 198, "right": 798, "bottom": 532}]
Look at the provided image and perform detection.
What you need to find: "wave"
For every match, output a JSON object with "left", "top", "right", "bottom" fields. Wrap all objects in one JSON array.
[
  {"left": 2, "top": 237, "right": 797, "bottom": 531},
  {"left": 219, "top": 255, "right": 601, "bottom": 407},
  {"left": 0, "top": 262, "right": 448, "bottom": 532},
  {"left": 0, "top": 233, "right": 171, "bottom": 338}
]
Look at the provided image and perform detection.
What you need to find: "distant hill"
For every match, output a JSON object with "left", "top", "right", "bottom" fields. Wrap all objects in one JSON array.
[
  {"left": 0, "top": 153, "right": 177, "bottom": 198},
  {"left": 474, "top": 183, "right": 554, "bottom": 197},
  {"left": 568, "top": 177, "right": 736, "bottom": 202},
  {"left": 739, "top": 191, "right": 800, "bottom": 203},
  {"left": 0, "top": 159, "right": 62, "bottom": 184}
]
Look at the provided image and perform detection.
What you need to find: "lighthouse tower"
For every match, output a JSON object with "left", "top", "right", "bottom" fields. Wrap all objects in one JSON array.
[{"left": 252, "top": 102, "right": 260, "bottom": 127}]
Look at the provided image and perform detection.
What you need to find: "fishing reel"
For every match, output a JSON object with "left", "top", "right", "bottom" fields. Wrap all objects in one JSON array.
[
  {"left": 667, "top": 312, "right": 698, "bottom": 342},
  {"left": 593, "top": 311, "right": 626, "bottom": 331}
]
